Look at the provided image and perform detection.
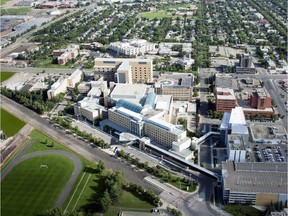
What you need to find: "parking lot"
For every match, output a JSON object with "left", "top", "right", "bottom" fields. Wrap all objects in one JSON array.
[{"left": 249, "top": 143, "right": 287, "bottom": 163}]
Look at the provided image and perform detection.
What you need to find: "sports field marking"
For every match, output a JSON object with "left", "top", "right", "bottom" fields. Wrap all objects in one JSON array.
[
  {"left": 72, "top": 173, "right": 92, "bottom": 211},
  {"left": 64, "top": 171, "right": 87, "bottom": 213}
]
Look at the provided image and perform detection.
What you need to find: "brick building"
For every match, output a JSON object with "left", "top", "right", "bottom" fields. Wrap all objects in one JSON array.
[
  {"left": 216, "top": 87, "right": 237, "bottom": 112},
  {"left": 249, "top": 89, "right": 272, "bottom": 109}
]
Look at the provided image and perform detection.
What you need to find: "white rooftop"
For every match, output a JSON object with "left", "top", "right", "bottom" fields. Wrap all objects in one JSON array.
[
  {"left": 116, "top": 107, "right": 143, "bottom": 122},
  {"left": 68, "top": 69, "right": 82, "bottom": 80},
  {"left": 110, "top": 83, "right": 148, "bottom": 104},
  {"left": 50, "top": 77, "right": 66, "bottom": 90},
  {"left": 229, "top": 107, "right": 246, "bottom": 126},
  {"left": 87, "top": 87, "right": 101, "bottom": 97},
  {"left": 216, "top": 87, "right": 236, "bottom": 100},
  {"left": 78, "top": 96, "right": 105, "bottom": 112}
]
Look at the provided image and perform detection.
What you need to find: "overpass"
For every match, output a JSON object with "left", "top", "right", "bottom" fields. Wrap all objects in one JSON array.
[
  {"left": 143, "top": 141, "right": 221, "bottom": 182},
  {"left": 192, "top": 131, "right": 220, "bottom": 147}
]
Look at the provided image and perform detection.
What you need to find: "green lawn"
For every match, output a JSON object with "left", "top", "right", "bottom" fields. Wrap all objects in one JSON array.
[
  {"left": 169, "top": 179, "right": 197, "bottom": 192},
  {"left": 35, "top": 57, "right": 73, "bottom": 69},
  {"left": 26, "top": 130, "right": 71, "bottom": 154},
  {"left": 164, "top": 3, "right": 192, "bottom": 9},
  {"left": 224, "top": 205, "right": 264, "bottom": 216},
  {"left": 0, "top": 108, "right": 25, "bottom": 137},
  {"left": 63, "top": 170, "right": 106, "bottom": 213},
  {"left": 0, "top": 0, "right": 11, "bottom": 6},
  {"left": 1, "top": 154, "right": 74, "bottom": 216},
  {"left": 14, "top": 130, "right": 157, "bottom": 215},
  {"left": 1, "top": 7, "right": 31, "bottom": 15},
  {"left": 0, "top": 71, "right": 16, "bottom": 82},
  {"left": 138, "top": 11, "right": 173, "bottom": 19},
  {"left": 105, "top": 190, "right": 154, "bottom": 216}
]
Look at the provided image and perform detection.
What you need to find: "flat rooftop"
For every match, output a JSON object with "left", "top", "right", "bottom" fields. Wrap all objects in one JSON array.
[
  {"left": 78, "top": 97, "right": 106, "bottom": 112},
  {"left": 94, "top": 57, "right": 152, "bottom": 63},
  {"left": 156, "top": 72, "right": 194, "bottom": 88},
  {"left": 155, "top": 95, "right": 172, "bottom": 111},
  {"left": 216, "top": 87, "right": 236, "bottom": 100},
  {"left": 228, "top": 134, "right": 245, "bottom": 150},
  {"left": 229, "top": 107, "right": 246, "bottom": 126},
  {"left": 222, "top": 161, "right": 287, "bottom": 194},
  {"left": 110, "top": 83, "right": 148, "bottom": 104}
]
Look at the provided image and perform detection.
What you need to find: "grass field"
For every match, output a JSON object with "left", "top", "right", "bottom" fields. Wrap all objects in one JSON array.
[
  {"left": 0, "top": 71, "right": 16, "bottom": 82},
  {"left": 0, "top": 108, "right": 25, "bottom": 137},
  {"left": 138, "top": 11, "right": 173, "bottom": 19},
  {"left": 224, "top": 205, "right": 264, "bottom": 216},
  {"left": 0, "top": 0, "right": 11, "bottom": 6},
  {"left": 26, "top": 130, "right": 70, "bottom": 154},
  {"left": 36, "top": 58, "right": 73, "bottom": 68},
  {"left": 170, "top": 179, "right": 197, "bottom": 192},
  {"left": 105, "top": 190, "right": 154, "bottom": 215},
  {"left": 1, "top": 154, "right": 74, "bottom": 216},
  {"left": 164, "top": 4, "right": 191, "bottom": 9},
  {"left": 1, "top": 7, "right": 31, "bottom": 15},
  {"left": 14, "top": 130, "right": 157, "bottom": 215}
]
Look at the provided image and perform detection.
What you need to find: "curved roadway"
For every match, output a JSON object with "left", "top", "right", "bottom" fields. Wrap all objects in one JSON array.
[{"left": 1, "top": 142, "right": 82, "bottom": 208}]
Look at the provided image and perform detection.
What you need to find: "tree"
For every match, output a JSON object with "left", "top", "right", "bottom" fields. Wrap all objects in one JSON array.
[
  {"left": 96, "top": 160, "right": 105, "bottom": 173},
  {"left": 100, "top": 190, "right": 112, "bottom": 212}
]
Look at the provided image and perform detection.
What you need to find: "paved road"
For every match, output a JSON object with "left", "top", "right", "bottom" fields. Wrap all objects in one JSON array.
[
  {"left": 0, "top": 95, "right": 162, "bottom": 195},
  {"left": 1, "top": 140, "right": 83, "bottom": 207}
]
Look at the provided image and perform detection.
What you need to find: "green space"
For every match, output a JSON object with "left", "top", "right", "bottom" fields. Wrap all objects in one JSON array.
[
  {"left": 35, "top": 57, "right": 73, "bottom": 69},
  {"left": 0, "top": 108, "right": 25, "bottom": 137},
  {"left": 117, "top": 149, "right": 197, "bottom": 193},
  {"left": 19, "top": 130, "right": 157, "bottom": 215},
  {"left": 164, "top": 3, "right": 191, "bottom": 9},
  {"left": 0, "top": 71, "right": 16, "bottom": 82},
  {"left": 1, "top": 154, "right": 74, "bottom": 216},
  {"left": 138, "top": 11, "right": 174, "bottom": 19},
  {"left": 26, "top": 130, "right": 70, "bottom": 154},
  {"left": 0, "top": 0, "right": 11, "bottom": 6},
  {"left": 105, "top": 190, "right": 154, "bottom": 215},
  {"left": 170, "top": 179, "right": 197, "bottom": 192},
  {"left": 1, "top": 7, "right": 31, "bottom": 15},
  {"left": 138, "top": 4, "right": 192, "bottom": 20},
  {"left": 224, "top": 205, "right": 264, "bottom": 216}
]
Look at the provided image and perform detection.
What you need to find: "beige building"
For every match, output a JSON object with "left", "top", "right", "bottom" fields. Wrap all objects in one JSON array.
[
  {"left": 47, "top": 77, "right": 67, "bottom": 100},
  {"left": 94, "top": 58, "right": 153, "bottom": 84},
  {"left": 77, "top": 82, "right": 91, "bottom": 94},
  {"left": 67, "top": 69, "right": 83, "bottom": 88},
  {"left": 74, "top": 97, "right": 106, "bottom": 122},
  {"left": 155, "top": 73, "right": 194, "bottom": 101},
  {"left": 109, "top": 39, "right": 156, "bottom": 56},
  {"left": 144, "top": 118, "right": 187, "bottom": 148},
  {"left": 53, "top": 44, "right": 79, "bottom": 65},
  {"left": 108, "top": 107, "right": 145, "bottom": 136}
]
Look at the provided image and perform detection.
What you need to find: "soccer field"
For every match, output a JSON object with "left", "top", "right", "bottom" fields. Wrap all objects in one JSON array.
[{"left": 1, "top": 154, "right": 74, "bottom": 216}]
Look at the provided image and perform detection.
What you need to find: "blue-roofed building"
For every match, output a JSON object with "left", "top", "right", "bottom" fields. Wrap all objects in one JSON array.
[
  {"left": 116, "top": 99, "right": 144, "bottom": 114},
  {"left": 144, "top": 92, "right": 156, "bottom": 109}
]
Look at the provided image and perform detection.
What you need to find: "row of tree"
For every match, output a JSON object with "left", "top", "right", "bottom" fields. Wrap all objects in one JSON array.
[
  {"left": 52, "top": 117, "right": 109, "bottom": 149},
  {"left": 117, "top": 149, "right": 197, "bottom": 192},
  {"left": 0, "top": 87, "right": 62, "bottom": 115},
  {"left": 124, "top": 183, "right": 162, "bottom": 207}
]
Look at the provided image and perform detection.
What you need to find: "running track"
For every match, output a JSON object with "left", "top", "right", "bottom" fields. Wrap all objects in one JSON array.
[{"left": 0, "top": 140, "right": 83, "bottom": 208}]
